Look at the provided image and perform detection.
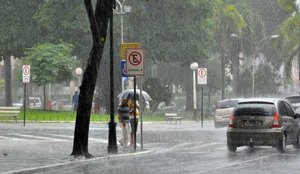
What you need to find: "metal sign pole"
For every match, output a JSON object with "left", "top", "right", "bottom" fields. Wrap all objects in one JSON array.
[
  {"left": 139, "top": 76, "right": 143, "bottom": 150},
  {"left": 201, "top": 85, "right": 204, "bottom": 128},
  {"left": 133, "top": 76, "right": 137, "bottom": 151},
  {"left": 23, "top": 83, "right": 26, "bottom": 127}
]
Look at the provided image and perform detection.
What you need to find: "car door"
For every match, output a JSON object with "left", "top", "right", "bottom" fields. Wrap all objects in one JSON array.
[
  {"left": 283, "top": 101, "right": 298, "bottom": 142},
  {"left": 278, "top": 101, "right": 294, "bottom": 142}
]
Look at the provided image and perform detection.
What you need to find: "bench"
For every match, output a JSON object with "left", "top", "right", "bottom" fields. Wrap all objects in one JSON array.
[
  {"left": 164, "top": 113, "right": 183, "bottom": 124},
  {"left": 0, "top": 107, "right": 20, "bottom": 122}
]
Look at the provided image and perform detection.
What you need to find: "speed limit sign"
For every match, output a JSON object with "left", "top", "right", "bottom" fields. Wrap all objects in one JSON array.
[{"left": 22, "top": 65, "right": 30, "bottom": 83}]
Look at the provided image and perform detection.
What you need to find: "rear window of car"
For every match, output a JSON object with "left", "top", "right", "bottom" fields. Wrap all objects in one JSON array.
[
  {"left": 286, "top": 96, "right": 300, "bottom": 104},
  {"left": 217, "top": 100, "right": 239, "bottom": 109},
  {"left": 234, "top": 103, "right": 276, "bottom": 117}
]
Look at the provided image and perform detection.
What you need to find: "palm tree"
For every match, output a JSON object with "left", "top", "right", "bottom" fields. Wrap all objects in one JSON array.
[
  {"left": 213, "top": 0, "right": 246, "bottom": 99},
  {"left": 277, "top": 0, "right": 300, "bottom": 81}
]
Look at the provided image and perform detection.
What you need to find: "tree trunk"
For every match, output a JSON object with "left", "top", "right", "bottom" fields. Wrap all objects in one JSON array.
[
  {"left": 221, "top": 46, "right": 225, "bottom": 100},
  {"left": 4, "top": 56, "right": 12, "bottom": 106},
  {"left": 185, "top": 64, "right": 193, "bottom": 111},
  {"left": 71, "top": 0, "right": 110, "bottom": 158},
  {"left": 43, "top": 84, "right": 46, "bottom": 110},
  {"left": 232, "top": 42, "right": 240, "bottom": 98}
]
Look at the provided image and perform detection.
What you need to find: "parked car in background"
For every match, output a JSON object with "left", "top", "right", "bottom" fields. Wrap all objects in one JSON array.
[
  {"left": 157, "top": 102, "right": 177, "bottom": 113},
  {"left": 51, "top": 99, "right": 73, "bottom": 111},
  {"left": 227, "top": 98, "right": 300, "bottom": 153},
  {"left": 13, "top": 97, "right": 42, "bottom": 109},
  {"left": 214, "top": 98, "right": 243, "bottom": 128},
  {"left": 285, "top": 96, "right": 300, "bottom": 113}
]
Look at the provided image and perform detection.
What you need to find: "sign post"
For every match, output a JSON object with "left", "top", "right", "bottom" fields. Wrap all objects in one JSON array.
[
  {"left": 197, "top": 68, "right": 207, "bottom": 128},
  {"left": 22, "top": 65, "right": 30, "bottom": 126},
  {"left": 126, "top": 48, "right": 145, "bottom": 151}
]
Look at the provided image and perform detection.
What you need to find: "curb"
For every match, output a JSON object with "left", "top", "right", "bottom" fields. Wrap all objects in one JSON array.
[{"left": 3, "top": 150, "right": 153, "bottom": 174}]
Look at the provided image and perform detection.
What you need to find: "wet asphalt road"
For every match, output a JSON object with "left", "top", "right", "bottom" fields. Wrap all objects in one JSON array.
[{"left": 1, "top": 121, "right": 300, "bottom": 173}]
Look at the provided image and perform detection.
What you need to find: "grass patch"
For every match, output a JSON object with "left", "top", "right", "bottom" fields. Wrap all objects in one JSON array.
[
  {"left": 0, "top": 109, "right": 200, "bottom": 122},
  {"left": 0, "top": 109, "right": 166, "bottom": 122}
]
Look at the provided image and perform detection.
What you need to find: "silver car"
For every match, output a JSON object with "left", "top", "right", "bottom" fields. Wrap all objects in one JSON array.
[
  {"left": 214, "top": 98, "right": 242, "bottom": 128},
  {"left": 227, "top": 98, "right": 300, "bottom": 153}
]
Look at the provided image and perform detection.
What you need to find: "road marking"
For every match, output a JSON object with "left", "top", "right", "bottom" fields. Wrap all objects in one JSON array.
[
  {"left": 44, "top": 133, "right": 108, "bottom": 143},
  {"left": 0, "top": 135, "right": 26, "bottom": 141},
  {"left": 11, "top": 133, "right": 67, "bottom": 142},
  {"left": 191, "top": 154, "right": 276, "bottom": 174}
]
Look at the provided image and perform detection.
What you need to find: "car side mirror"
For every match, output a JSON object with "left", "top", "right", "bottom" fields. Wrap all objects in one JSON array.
[{"left": 294, "top": 113, "right": 300, "bottom": 119}]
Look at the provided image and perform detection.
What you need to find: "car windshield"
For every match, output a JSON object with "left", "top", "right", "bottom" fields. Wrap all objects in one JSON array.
[
  {"left": 286, "top": 97, "right": 300, "bottom": 104},
  {"left": 217, "top": 100, "right": 239, "bottom": 109},
  {"left": 234, "top": 103, "right": 275, "bottom": 117}
]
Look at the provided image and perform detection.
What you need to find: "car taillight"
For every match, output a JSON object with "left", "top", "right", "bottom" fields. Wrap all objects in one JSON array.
[
  {"left": 272, "top": 112, "right": 280, "bottom": 128},
  {"left": 228, "top": 114, "right": 234, "bottom": 128}
]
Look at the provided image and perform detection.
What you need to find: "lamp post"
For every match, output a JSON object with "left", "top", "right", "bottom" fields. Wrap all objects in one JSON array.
[
  {"left": 115, "top": 0, "right": 132, "bottom": 43},
  {"left": 75, "top": 67, "right": 82, "bottom": 91},
  {"left": 190, "top": 62, "right": 199, "bottom": 121},
  {"left": 115, "top": 0, "right": 132, "bottom": 91},
  {"left": 230, "top": 33, "right": 279, "bottom": 97},
  {"left": 108, "top": 0, "right": 118, "bottom": 154}
]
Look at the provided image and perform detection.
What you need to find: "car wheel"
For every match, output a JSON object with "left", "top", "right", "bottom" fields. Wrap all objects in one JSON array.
[
  {"left": 277, "top": 133, "right": 286, "bottom": 153},
  {"left": 227, "top": 142, "right": 237, "bottom": 152},
  {"left": 293, "top": 131, "right": 300, "bottom": 149}
]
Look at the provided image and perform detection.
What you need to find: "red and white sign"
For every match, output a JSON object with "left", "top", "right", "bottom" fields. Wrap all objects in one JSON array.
[
  {"left": 197, "top": 68, "right": 207, "bottom": 85},
  {"left": 22, "top": 65, "right": 30, "bottom": 83},
  {"left": 126, "top": 48, "right": 144, "bottom": 76}
]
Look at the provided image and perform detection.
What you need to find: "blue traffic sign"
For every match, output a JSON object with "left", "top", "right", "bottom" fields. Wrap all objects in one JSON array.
[{"left": 121, "top": 60, "right": 127, "bottom": 77}]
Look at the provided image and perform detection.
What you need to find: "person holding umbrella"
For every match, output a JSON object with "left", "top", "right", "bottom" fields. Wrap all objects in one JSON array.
[
  {"left": 128, "top": 99, "right": 140, "bottom": 148},
  {"left": 117, "top": 99, "right": 130, "bottom": 148}
]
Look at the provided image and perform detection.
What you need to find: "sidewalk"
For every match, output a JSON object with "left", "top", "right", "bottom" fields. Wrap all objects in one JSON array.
[
  {"left": 0, "top": 122, "right": 151, "bottom": 174},
  {"left": 0, "top": 121, "right": 215, "bottom": 173}
]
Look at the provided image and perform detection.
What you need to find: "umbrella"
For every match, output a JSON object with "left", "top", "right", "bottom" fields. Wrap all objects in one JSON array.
[{"left": 117, "top": 89, "right": 152, "bottom": 101}]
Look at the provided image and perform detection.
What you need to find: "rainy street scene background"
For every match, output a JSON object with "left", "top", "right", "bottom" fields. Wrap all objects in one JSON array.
[{"left": 1, "top": 0, "right": 300, "bottom": 173}]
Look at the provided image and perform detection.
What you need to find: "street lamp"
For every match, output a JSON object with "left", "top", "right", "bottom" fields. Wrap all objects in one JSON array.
[
  {"left": 190, "top": 62, "right": 199, "bottom": 121},
  {"left": 115, "top": 0, "right": 132, "bottom": 43},
  {"left": 75, "top": 67, "right": 82, "bottom": 91},
  {"left": 230, "top": 33, "right": 279, "bottom": 97},
  {"left": 108, "top": 0, "right": 118, "bottom": 154},
  {"left": 114, "top": 0, "right": 132, "bottom": 91}
]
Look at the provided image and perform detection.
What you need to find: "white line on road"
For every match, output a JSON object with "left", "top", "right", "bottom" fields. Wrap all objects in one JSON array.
[
  {"left": 44, "top": 133, "right": 109, "bottom": 143},
  {"left": 0, "top": 135, "right": 26, "bottom": 141},
  {"left": 191, "top": 154, "right": 276, "bottom": 174},
  {"left": 10, "top": 133, "right": 67, "bottom": 142}
]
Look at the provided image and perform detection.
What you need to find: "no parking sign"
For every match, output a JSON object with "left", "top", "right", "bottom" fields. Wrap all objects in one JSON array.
[
  {"left": 22, "top": 65, "right": 30, "bottom": 83},
  {"left": 126, "top": 48, "right": 144, "bottom": 76},
  {"left": 197, "top": 68, "right": 207, "bottom": 85}
]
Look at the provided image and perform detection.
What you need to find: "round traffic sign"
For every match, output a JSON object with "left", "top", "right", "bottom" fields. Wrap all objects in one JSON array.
[
  {"left": 198, "top": 68, "right": 207, "bottom": 77},
  {"left": 128, "top": 51, "right": 142, "bottom": 66},
  {"left": 23, "top": 65, "right": 30, "bottom": 76}
]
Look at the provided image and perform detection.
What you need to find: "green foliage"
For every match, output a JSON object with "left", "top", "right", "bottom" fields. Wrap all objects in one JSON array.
[
  {"left": 0, "top": 0, "right": 41, "bottom": 57},
  {"left": 33, "top": 0, "right": 91, "bottom": 58},
  {"left": 0, "top": 80, "right": 4, "bottom": 91},
  {"left": 276, "top": 0, "right": 300, "bottom": 80},
  {"left": 277, "top": 0, "right": 298, "bottom": 13},
  {"left": 254, "top": 64, "right": 280, "bottom": 96},
  {"left": 223, "top": 5, "right": 246, "bottom": 29},
  {"left": 128, "top": 0, "right": 215, "bottom": 65},
  {"left": 143, "top": 78, "right": 172, "bottom": 111},
  {"left": 24, "top": 43, "right": 75, "bottom": 86}
]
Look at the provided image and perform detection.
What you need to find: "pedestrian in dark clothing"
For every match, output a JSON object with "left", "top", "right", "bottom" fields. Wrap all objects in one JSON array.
[{"left": 72, "top": 91, "right": 79, "bottom": 111}]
